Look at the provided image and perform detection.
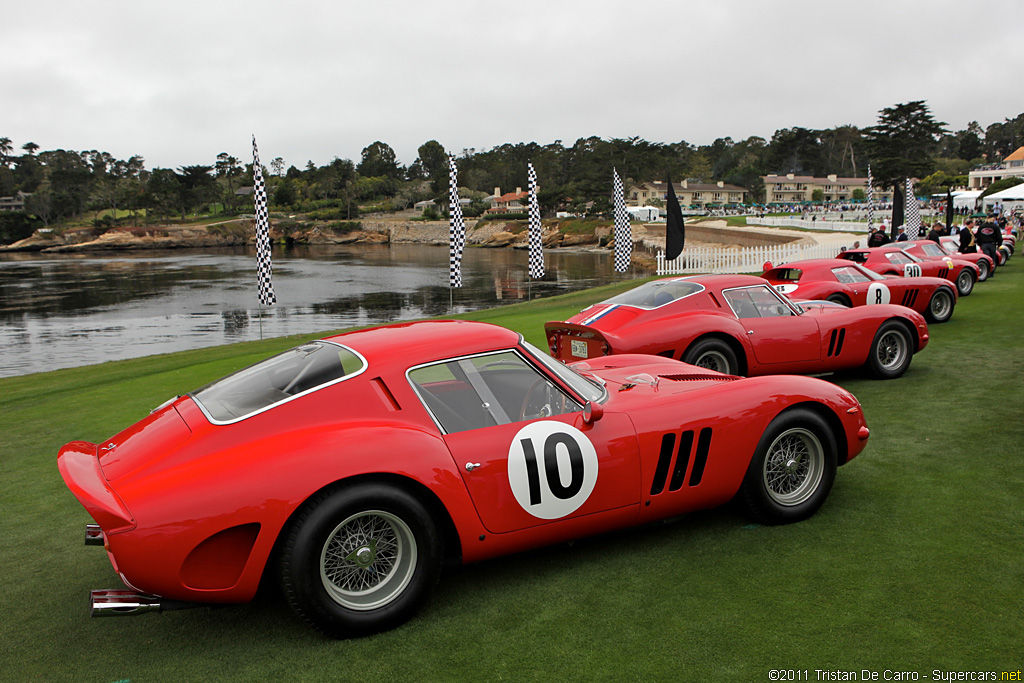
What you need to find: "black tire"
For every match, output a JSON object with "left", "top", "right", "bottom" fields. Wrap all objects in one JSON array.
[
  {"left": 279, "top": 483, "right": 442, "bottom": 638},
  {"left": 825, "top": 293, "right": 851, "bottom": 307},
  {"left": 865, "top": 320, "right": 913, "bottom": 379},
  {"left": 683, "top": 337, "right": 739, "bottom": 375},
  {"left": 998, "top": 246, "right": 1010, "bottom": 265},
  {"left": 977, "top": 258, "right": 990, "bottom": 281},
  {"left": 740, "top": 408, "right": 838, "bottom": 525},
  {"left": 924, "top": 287, "right": 955, "bottom": 324},
  {"left": 955, "top": 268, "right": 975, "bottom": 297}
]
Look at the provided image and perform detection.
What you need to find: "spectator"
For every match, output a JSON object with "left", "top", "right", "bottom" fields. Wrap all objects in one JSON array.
[
  {"left": 895, "top": 226, "right": 908, "bottom": 242},
  {"left": 959, "top": 220, "right": 977, "bottom": 254}
]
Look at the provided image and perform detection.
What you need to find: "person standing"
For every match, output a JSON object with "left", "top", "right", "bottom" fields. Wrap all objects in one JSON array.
[
  {"left": 926, "top": 222, "right": 944, "bottom": 243},
  {"left": 895, "top": 226, "right": 908, "bottom": 242},
  {"left": 975, "top": 215, "right": 1002, "bottom": 273},
  {"left": 959, "top": 220, "right": 977, "bottom": 253}
]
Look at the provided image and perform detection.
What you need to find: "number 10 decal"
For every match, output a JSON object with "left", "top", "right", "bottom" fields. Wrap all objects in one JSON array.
[{"left": 508, "top": 422, "right": 599, "bottom": 519}]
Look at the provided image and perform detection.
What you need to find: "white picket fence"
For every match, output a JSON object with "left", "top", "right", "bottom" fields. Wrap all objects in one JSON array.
[{"left": 656, "top": 241, "right": 851, "bottom": 275}]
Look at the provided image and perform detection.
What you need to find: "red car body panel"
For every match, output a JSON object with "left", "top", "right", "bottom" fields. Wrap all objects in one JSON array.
[
  {"left": 545, "top": 274, "right": 929, "bottom": 376},
  {"left": 904, "top": 239, "right": 995, "bottom": 275},
  {"left": 762, "top": 259, "right": 956, "bottom": 317},
  {"left": 836, "top": 245, "right": 979, "bottom": 283},
  {"left": 58, "top": 320, "right": 869, "bottom": 609}
]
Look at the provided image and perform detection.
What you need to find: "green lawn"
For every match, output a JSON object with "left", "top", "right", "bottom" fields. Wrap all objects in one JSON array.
[{"left": 1, "top": 265, "right": 1021, "bottom": 682}]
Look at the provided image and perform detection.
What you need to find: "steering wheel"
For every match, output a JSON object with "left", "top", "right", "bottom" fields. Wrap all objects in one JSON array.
[{"left": 520, "top": 378, "right": 568, "bottom": 421}]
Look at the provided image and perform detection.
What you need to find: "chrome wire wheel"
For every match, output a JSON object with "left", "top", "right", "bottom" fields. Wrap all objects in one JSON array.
[
  {"left": 761, "top": 427, "right": 825, "bottom": 507},
  {"left": 694, "top": 350, "right": 731, "bottom": 373},
  {"left": 876, "top": 328, "right": 908, "bottom": 371},
  {"left": 978, "top": 260, "right": 990, "bottom": 281},
  {"left": 928, "top": 290, "right": 953, "bottom": 322},
  {"left": 955, "top": 270, "right": 974, "bottom": 296},
  {"left": 320, "top": 510, "right": 417, "bottom": 611}
]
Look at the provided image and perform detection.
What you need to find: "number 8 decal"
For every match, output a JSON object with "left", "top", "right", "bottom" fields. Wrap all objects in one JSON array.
[
  {"left": 867, "top": 282, "right": 890, "bottom": 305},
  {"left": 508, "top": 422, "right": 599, "bottom": 519}
]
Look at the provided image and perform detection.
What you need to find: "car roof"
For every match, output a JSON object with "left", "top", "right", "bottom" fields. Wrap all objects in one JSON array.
[
  {"left": 773, "top": 258, "right": 862, "bottom": 272},
  {"left": 671, "top": 273, "right": 768, "bottom": 291},
  {"left": 323, "top": 320, "right": 521, "bottom": 368}
]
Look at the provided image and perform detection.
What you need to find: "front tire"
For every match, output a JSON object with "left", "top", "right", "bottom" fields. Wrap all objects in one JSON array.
[
  {"left": 683, "top": 337, "right": 739, "bottom": 375},
  {"left": 924, "top": 287, "right": 955, "bottom": 324},
  {"left": 866, "top": 320, "right": 913, "bottom": 379},
  {"left": 740, "top": 409, "right": 838, "bottom": 524},
  {"left": 826, "top": 293, "right": 851, "bottom": 307},
  {"left": 954, "top": 268, "right": 975, "bottom": 296},
  {"left": 279, "top": 483, "right": 442, "bottom": 638}
]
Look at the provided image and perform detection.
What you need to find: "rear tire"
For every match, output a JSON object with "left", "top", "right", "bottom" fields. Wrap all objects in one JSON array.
[
  {"left": 924, "top": 288, "right": 955, "bottom": 324},
  {"left": 977, "top": 259, "right": 991, "bottom": 281},
  {"left": 279, "top": 483, "right": 442, "bottom": 638},
  {"left": 683, "top": 338, "right": 739, "bottom": 375},
  {"left": 740, "top": 409, "right": 838, "bottom": 525},
  {"left": 866, "top": 320, "right": 913, "bottom": 379},
  {"left": 955, "top": 269, "right": 975, "bottom": 297}
]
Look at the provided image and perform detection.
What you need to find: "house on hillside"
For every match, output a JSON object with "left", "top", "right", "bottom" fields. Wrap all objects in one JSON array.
[
  {"left": 762, "top": 173, "right": 892, "bottom": 204},
  {"left": 0, "top": 191, "right": 31, "bottom": 211},
  {"left": 627, "top": 180, "right": 747, "bottom": 208},
  {"left": 487, "top": 187, "right": 529, "bottom": 213},
  {"left": 968, "top": 146, "right": 1024, "bottom": 190}
]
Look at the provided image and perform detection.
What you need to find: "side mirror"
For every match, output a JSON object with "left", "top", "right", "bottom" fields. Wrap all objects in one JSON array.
[{"left": 583, "top": 401, "right": 604, "bottom": 425}]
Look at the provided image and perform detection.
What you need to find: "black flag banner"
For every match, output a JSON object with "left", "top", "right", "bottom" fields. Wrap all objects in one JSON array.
[
  {"left": 665, "top": 175, "right": 685, "bottom": 260},
  {"left": 252, "top": 135, "right": 276, "bottom": 306}
]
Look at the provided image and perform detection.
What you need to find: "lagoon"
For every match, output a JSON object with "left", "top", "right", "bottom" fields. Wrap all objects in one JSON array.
[{"left": 0, "top": 243, "right": 633, "bottom": 378}]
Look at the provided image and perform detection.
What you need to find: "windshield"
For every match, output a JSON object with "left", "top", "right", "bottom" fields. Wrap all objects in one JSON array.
[
  {"left": 522, "top": 340, "right": 607, "bottom": 403},
  {"left": 601, "top": 279, "right": 704, "bottom": 309},
  {"left": 191, "top": 341, "right": 366, "bottom": 423}
]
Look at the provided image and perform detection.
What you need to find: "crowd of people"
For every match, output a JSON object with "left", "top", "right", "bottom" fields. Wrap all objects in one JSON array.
[{"left": 860, "top": 211, "right": 1019, "bottom": 276}]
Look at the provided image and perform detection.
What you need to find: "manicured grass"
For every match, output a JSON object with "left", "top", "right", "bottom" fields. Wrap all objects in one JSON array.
[{"left": 1, "top": 265, "right": 1021, "bottom": 681}]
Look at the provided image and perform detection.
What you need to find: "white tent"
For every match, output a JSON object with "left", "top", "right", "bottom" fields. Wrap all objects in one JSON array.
[
  {"left": 627, "top": 206, "right": 662, "bottom": 222},
  {"left": 951, "top": 190, "right": 983, "bottom": 210},
  {"left": 981, "top": 183, "right": 1024, "bottom": 212}
]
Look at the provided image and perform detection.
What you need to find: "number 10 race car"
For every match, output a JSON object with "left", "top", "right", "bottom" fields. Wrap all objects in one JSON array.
[{"left": 58, "top": 320, "right": 869, "bottom": 638}]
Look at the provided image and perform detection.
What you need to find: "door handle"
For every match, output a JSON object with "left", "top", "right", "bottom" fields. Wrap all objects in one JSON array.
[
  {"left": 465, "top": 462, "right": 481, "bottom": 472},
  {"left": 747, "top": 330, "right": 754, "bottom": 335}
]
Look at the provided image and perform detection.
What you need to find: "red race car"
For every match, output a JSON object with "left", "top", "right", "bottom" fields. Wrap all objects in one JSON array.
[
  {"left": 902, "top": 238, "right": 995, "bottom": 281},
  {"left": 545, "top": 274, "right": 929, "bottom": 380},
  {"left": 762, "top": 259, "right": 957, "bottom": 324},
  {"left": 58, "top": 320, "right": 869, "bottom": 638},
  {"left": 836, "top": 246, "right": 979, "bottom": 296}
]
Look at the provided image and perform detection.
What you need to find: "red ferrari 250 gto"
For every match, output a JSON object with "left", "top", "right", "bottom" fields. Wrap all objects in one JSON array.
[
  {"left": 545, "top": 274, "right": 929, "bottom": 380},
  {"left": 58, "top": 320, "right": 870, "bottom": 637}
]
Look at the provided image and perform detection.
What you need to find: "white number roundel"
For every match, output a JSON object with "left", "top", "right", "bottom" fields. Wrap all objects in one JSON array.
[
  {"left": 904, "top": 264, "right": 922, "bottom": 277},
  {"left": 867, "top": 282, "right": 890, "bottom": 305},
  {"left": 508, "top": 422, "right": 598, "bottom": 519}
]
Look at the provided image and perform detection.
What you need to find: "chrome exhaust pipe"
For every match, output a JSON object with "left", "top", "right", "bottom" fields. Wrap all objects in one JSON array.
[
  {"left": 91, "top": 589, "right": 163, "bottom": 617},
  {"left": 85, "top": 524, "right": 104, "bottom": 546},
  {"left": 90, "top": 589, "right": 196, "bottom": 617}
]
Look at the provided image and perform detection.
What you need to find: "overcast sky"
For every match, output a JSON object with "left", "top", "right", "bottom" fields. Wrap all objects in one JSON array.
[{"left": 4, "top": 0, "right": 1022, "bottom": 172}]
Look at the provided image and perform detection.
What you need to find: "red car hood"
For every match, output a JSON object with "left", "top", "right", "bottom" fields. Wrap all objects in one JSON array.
[{"left": 572, "top": 354, "right": 741, "bottom": 396}]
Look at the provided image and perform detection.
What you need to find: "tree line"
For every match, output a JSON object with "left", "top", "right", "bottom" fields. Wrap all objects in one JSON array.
[{"left": 2, "top": 101, "right": 1022, "bottom": 242}]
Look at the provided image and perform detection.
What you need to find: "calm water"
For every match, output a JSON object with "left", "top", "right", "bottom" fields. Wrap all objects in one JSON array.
[{"left": 0, "top": 244, "right": 633, "bottom": 378}]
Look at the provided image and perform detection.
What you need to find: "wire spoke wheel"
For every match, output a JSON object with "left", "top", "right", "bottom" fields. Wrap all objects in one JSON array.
[
  {"left": 694, "top": 350, "right": 730, "bottom": 373},
  {"left": 320, "top": 510, "right": 417, "bottom": 611},
  {"left": 928, "top": 290, "right": 953, "bottom": 322},
  {"left": 876, "top": 329, "right": 908, "bottom": 371},
  {"left": 761, "top": 427, "right": 825, "bottom": 506}
]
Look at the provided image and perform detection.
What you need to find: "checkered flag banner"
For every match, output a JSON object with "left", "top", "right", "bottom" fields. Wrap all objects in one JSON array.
[
  {"left": 527, "top": 162, "right": 544, "bottom": 280},
  {"left": 905, "top": 178, "right": 922, "bottom": 239},
  {"left": 252, "top": 135, "right": 276, "bottom": 306},
  {"left": 612, "top": 169, "right": 631, "bottom": 273},
  {"left": 448, "top": 154, "right": 466, "bottom": 288},
  {"left": 866, "top": 165, "right": 875, "bottom": 232}
]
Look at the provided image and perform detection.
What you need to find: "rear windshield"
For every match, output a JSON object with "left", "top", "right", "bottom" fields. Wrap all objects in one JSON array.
[
  {"left": 191, "top": 341, "right": 366, "bottom": 423},
  {"left": 767, "top": 267, "right": 802, "bottom": 282},
  {"left": 602, "top": 279, "right": 704, "bottom": 309}
]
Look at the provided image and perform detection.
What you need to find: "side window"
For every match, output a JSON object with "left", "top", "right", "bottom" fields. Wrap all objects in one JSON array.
[
  {"left": 747, "top": 286, "right": 795, "bottom": 317},
  {"left": 723, "top": 289, "right": 760, "bottom": 318},
  {"left": 409, "top": 351, "right": 580, "bottom": 434},
  {"left": 885, "top": 252, "right": 912, "bottom": 264},
  {"left": 832, "top": 266, "right": 870, "bottom": 284}
]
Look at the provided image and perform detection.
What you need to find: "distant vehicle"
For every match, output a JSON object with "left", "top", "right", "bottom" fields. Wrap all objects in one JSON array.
[
  {"left": 58, "top": 320, "right": 870, "bottom": 638},
  {"left": 836, "top": 246, "right": 979, "bottom": 296},
  {"left": 762, "top": 259, "right": 957, "bottom": 325},
  {"left": 545, "top": 274, "right": 930, "bottom": 380},
  {"left": 902, "top": 239, "right": 995, "bottom": 280}
]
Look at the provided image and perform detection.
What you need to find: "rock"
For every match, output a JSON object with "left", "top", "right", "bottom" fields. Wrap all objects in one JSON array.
[
  {"left": 481, "top": 231, "right": 518, "bottom": 247},
  {"left": 561, "top": 233, "right": 599, "bottom": 247}
]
